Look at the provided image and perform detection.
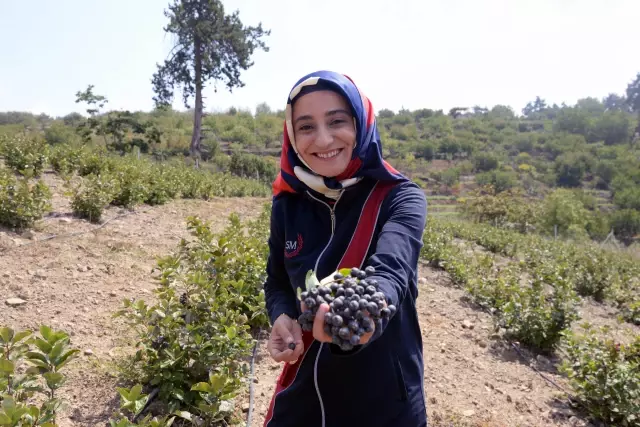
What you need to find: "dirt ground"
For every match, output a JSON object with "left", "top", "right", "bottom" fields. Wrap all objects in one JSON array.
[{"left": 1, "top": 172, "right": 635, "bottom": 427}]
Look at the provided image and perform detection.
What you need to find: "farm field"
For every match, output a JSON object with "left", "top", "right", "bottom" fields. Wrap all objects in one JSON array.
[{"left": 2, "top": 169, "right": 637, "bottom": 427}]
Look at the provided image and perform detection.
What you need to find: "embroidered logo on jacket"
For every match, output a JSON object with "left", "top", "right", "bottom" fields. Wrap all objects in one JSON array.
[{"left": 284, "top": 233, "right": 303, "bottom": 258}]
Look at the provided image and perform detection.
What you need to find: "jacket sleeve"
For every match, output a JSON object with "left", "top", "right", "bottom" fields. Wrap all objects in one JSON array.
[
  {"left": 263, "top": 200, "right": 299, "bottom": 326},
  {"left": 338, "top": 182, "right": 427, "bottom": 354}
]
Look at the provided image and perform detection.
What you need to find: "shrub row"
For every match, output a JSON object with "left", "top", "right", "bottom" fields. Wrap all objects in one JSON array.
[
  {"left": 421, "top": 217, "right": 639, "bottom": 426},
  {"left": 433, "top": 218, "right": 640, "bottom": 323},
  {"left": 1, "top": 137, "right": 271, "bottom": 227}
]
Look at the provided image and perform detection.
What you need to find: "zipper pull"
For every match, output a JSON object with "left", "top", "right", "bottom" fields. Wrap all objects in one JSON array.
[{"left": 330, "top": 210, "right": 336, "bottom": 233}]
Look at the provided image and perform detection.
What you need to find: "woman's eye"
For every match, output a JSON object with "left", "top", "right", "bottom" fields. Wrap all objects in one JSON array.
[
  {"left": 298, "top": 124, "right": 313, "bottom": 131},
  {"left": 331, "top": 119, "right": 345, "bottom": 126}
]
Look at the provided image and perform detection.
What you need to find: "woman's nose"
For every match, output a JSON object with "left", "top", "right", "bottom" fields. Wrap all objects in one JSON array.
[{"left": 315, "top": 125, "right": 333, "bottom": 147}]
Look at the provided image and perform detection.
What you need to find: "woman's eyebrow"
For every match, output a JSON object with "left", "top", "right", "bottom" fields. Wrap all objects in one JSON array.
[
  {"left": 326, "top": 109, "right": 351, "bottom": 117},
  {"left": 293, "top": 109, "right": 351, "bottom": 125}
]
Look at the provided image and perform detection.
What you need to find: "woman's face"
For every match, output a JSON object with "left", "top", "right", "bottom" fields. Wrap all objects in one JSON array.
[{"left": 291, "top": 90, "right": 356, "bottom": 178}]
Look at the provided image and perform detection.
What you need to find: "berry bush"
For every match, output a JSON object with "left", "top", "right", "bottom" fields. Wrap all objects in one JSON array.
[
  {"left": 560, "top": 326, "right": 640, "bottom": 427},
  {"left": 0, "top": 169, "right": 52, "bottom": 230},
  {"left": 0, "top": 325, "right": 79, "bottom": 426},
  {"left": 0, "top": 135, "right": 48, "bottom": 177}
]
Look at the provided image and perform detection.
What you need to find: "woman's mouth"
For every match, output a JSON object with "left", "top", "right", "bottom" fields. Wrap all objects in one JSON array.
[{"left": 314, "top": 149, "right": 342, "bottom": 160}]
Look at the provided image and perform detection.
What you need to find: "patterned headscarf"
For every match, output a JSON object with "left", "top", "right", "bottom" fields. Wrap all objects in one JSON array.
[{"left": 272, "top": 70, "right": 407, "bottom": 199}]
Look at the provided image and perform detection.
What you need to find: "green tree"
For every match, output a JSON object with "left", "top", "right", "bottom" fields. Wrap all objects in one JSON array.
[
  {"left": 603, "top": 93, "right": 628, "bottom": 112},
  {"left": 540, "top": 189, "right": 591, "bottom": 237},
  {"left": 592, "top": 111, "right": 631, "bottom": 145},
  {"left": 472, "top": 152, "right": 499, "bottom": 172},
  {"left": 151, "top": 0, "right": 270, "bottom": 166},
  {"left": 609, "top": 209, "right": 640, "bottom": 245},
  {"left": 522, "top": 96, "right": 547, "bottom": 117},
  {"left": 554, "top": 152, "right": 594, "bottom": 188},
  {"left": 626, "top": 72, "right": 640, "bottom": 135},
  {"left": 74, "top": 85, "right": 109, "bottom": 144},
  {"left": 553, "top": 108, "right": 592, "bottom": 136}
]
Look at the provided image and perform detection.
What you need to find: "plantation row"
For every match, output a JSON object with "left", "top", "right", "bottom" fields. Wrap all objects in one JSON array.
[
  {"left": 0, "top": 136, "right": 270, "bottom": 229},
  {"left": 420, "top": 218, "right": 639, "bottom": 426},
  {"left": 432, "top": 218, "right": 640, "bottom": 325},
  {"left": 2, "top": 207, "right": 272, "bottom": 426}
]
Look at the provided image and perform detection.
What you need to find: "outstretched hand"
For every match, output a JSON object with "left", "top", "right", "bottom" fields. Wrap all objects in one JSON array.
[{"left": 267, "top": 314, "right": 304, "bottom": 364}]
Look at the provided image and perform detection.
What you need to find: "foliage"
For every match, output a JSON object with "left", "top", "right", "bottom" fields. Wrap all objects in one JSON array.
[
  {"left": 229, "top": 152, "right": 277, "bottom": 183},
  {"left": 539, "top": 189, "right": 591, "bottom": 238},
  {"left": 71, "top": 174, "right": 118, "bottom": 223},
  {"left": 108, "top": 385, "right": 175, "bottom": 427},
  {"left": 560, "top": 326, "right": 639, "bottom": 427},
  {"left": 114, "top": 211, "right": 270, "bottom": 424},
  {"left": 0, "top": 325, "right": 79, "bottom": 427},
  {"left": 0, "top": 170, "right": 52, "bottom": 230},
  {"left": 609, "top": 209, "right": 640, "bottom": 245},
  {"left": 0, "top": 136, "right": 48, "bottom": 177},
  {"left": 421, "top": 218, "right": 581, "bottom": 352},
  {"left": 48, "top": 145, "right": 85, "bottom": 176}
]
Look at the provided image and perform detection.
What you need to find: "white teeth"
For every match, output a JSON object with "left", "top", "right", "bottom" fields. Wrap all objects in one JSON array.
[{"left": 316, "top": 149, "right": 340, "bottom": 159}]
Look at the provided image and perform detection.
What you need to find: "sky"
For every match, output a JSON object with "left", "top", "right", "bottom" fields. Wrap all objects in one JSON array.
[{"left": 1, "top": 0, "right": 639, "bottom": 118}]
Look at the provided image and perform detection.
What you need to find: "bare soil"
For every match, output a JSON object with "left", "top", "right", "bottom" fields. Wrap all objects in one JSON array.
[{"left": 1, "top": 173, "right": 635, "bottom": 427}]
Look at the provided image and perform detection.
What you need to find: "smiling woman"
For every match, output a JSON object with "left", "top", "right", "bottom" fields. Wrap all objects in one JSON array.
[
  {"left": 290, "top": 89, "right": 356, "bottom": 178},
  {"left": 261, "top": 70, "right": 428, "bottom": 427}
]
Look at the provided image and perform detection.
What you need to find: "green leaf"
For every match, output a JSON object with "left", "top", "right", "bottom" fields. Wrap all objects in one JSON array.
[
  {"left": 191, "top": 382, "right": 211, "bottom": 393},
  {"left": 0, "top": 327, "right": 13, "bottom": 344},
  {"left": 11, "top": 330, "right": 31, "bottom": 344},
  {"left": 49, "top": 341, "right": 65, "bottom": 364},
  {"left": 0, "top": 359, "right": 14, "bottom": 374},
  {"left": 39, "top": 325, "right": 53, "bottom": 342},
  {"left": 43, "top": 372, "right": 64, "bottom": 389},
  {"left": 33, "top": 338, "right": 52, "bottom": 354},
  {"left": 208, "top": 373, "right": 226, "bottom": 395},
  {"left": 305, "top": 270, "right": 320, "bottom": 291},
  {"left": 56, "top": 349, "right": 79, "bottom": 370}
]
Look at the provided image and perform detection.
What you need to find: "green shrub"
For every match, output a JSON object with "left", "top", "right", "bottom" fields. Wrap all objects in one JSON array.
[
  {"left": 49, "top": 144, "right": 85, "bottom": 176},
  {"left": 560, "top": 326, "right": 640, "bottom": 427},
  {"left": 0, "top": 325, "right": 79, "bottom": 426},
  {"left": 144, "top": 165, "right": 182, "bottom": 206},
  {"left": 110, "top": 161, "right": 150, "bottom": 208},
  {"left": 0, "top": 170, "right": 52, "bottom": 230},
  {"left": 71, "top": 174, "right": 118, "bottom": 222},
  {"left": 114, "top": 213, "right": 271, "bottom": 424},
  {"left": 498, "top": 268, "right": 580, "bottom": 352},
  {"left": 1, "top": 135, "right": 49, "bottom": 177}
]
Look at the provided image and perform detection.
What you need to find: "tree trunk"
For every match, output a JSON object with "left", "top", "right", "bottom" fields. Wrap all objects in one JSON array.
[{"left": 190, "top": 34, "right": 203, "bottom": 169}]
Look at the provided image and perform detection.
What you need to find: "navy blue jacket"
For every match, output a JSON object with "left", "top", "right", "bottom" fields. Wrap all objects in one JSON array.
[{"left": 263, "top": 177, "right": 428, "bottom": 427}]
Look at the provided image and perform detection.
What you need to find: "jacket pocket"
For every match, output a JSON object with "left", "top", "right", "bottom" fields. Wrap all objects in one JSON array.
[{"left": 393, "top": 355, "right": 408, "bottom": 402}]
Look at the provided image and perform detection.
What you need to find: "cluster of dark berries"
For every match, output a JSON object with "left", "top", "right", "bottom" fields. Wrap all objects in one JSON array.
[
  {"left": 151, "top": 335, "right": 169, "bottom": 350},
  {"left": 298, "top": 266, "right": 396, "bottom": 351},
  {"left": 179, "top": 293, "right": 188, "bottom": 306}
]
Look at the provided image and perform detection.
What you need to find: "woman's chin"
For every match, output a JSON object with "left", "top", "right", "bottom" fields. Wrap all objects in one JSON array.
[{"left": 311, "top": 164, "right": 348, "bottom": 179}]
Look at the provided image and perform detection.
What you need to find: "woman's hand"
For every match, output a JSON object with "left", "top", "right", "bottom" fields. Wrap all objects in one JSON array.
[
  {"left": 301, "top": 301, "right": 379, "bottom": 346},
  {"left": 267, "top": 314, "right": 304, "bottom": 364}
]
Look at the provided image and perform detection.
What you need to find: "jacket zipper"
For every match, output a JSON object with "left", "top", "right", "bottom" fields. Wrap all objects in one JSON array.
[
  {"left": 306, "top": 190, "right": 343, "bottom": 427},
  {"left": 306, "top": 191, "right": 342, "bottom": 274}
]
